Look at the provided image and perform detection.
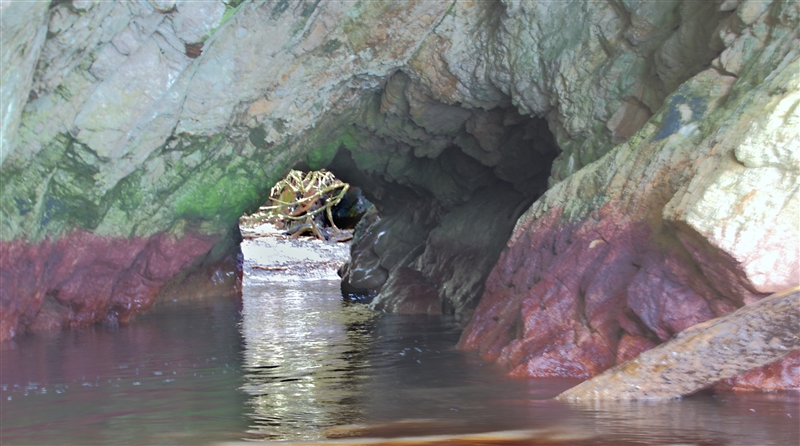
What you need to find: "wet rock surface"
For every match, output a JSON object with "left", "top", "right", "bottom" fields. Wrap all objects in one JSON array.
[
  {"left": 0, "top": 228, "right": 238, "bottom": 340},
  {"left": 557, "top": 288, "right": 800, "bottom": 400}
]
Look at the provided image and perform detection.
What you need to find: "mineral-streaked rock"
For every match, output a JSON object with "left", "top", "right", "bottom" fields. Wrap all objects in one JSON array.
[{"left": 557, "top": 288, "right": 800, "bottom": 400}]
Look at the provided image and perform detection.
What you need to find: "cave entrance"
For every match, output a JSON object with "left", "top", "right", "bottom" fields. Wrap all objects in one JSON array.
[
  {"left": 293, "top": 84, "right": 562, "bottom": 317},
  {"left": 237, "top": 169, "right": 374, "bottom": 289},
  {"left": 228, "top": 90, "right": 566, "bottom": 439},
  {"left": 237, "top": 71, "right": 562, "bottom": 321}
]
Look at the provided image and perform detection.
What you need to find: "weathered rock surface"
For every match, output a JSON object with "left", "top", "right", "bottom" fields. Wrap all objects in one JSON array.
[
  {"left": 458, "top": 0, "right": 799, "bottom": 390},
  {"left": 0, "top": 0, "right": 797, "bottom": 393},
  {"left": 557, "top": 287, "right": 800, "bottom": 400},
  {"left": 0, "top": 227, "right": 241, "bottom": 339}
]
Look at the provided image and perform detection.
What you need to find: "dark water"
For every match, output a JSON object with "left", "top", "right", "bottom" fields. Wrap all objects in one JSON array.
[{"left": 1, "top": 280, "right": 798, "bottom": 445}]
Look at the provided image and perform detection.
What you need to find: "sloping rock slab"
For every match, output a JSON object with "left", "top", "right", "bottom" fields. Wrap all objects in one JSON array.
[{"left": 557, "top": 287, "right": 800, "bottom": 400}]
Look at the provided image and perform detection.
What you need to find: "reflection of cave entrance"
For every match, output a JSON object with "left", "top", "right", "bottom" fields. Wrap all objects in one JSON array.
[{"left": 283, "top": 72, "right": 562, "bottom": 320}]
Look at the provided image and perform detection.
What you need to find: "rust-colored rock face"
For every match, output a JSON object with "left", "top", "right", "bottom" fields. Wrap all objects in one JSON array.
[
  {"left": 716, "top": 350, "right": 800, "bottom": 392},
  {"left": 557, "top": 288, "right": 800, "bottom": 400},
  {"left": 461, "top": 197, "right": 799, "bottom": 390},
  {"left": 458, "top": 204, "right": 742, "bottom": 380},
  {"left": 0, "top": 230, "right": 229, "bottom": 341}
]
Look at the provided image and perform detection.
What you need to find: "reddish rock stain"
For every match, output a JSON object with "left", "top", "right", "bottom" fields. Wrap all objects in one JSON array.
[
  {"left": 458, "top": 203, "right": 798, "bottom": 390},
  {"left": 0, "top": 230, "right": 219, "bottom": 341},
  {"left": 715, "top": 350, "right": 800, "bottom": 391}
]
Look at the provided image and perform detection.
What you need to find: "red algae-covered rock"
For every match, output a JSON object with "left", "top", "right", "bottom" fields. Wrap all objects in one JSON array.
[
  {"left": 458, "top": 203, "right": 736, "bottom": 379},
  {"left": 459, "top": 16, "right": 800, "bottom": 393},
  {"left": 557, "top": 288, "right": 800, "bottom": 400},
  {"left": 0, "top": 230, "right": 219, "bottom": 341},
  {"left": 716, "top": 350, "right": 800, "bottom": 392},
  {"left": 615, "top": 334, "right": 658, "bottom": 365}
]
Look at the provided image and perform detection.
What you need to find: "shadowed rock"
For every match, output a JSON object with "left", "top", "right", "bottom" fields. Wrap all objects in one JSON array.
[{"left": 557, "top": 287, "right": 800, "bottom": 400}]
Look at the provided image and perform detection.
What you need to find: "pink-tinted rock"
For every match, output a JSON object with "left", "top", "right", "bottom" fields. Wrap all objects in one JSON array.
[
  {"left": 615, "top": 334, "right": 657, "bottom": 364},
  {"left": 0, "top": 230, "right": 227, "bottom": 342},
  {"left": 716, "top": 350, "right": 800, "bottom": 392},
  {"left": 458, "top": 203, "right": 741, "bottom": 380},
  {"left": 557, "top": 289, "right": 800, "bottom": 400},
  {"left": 460, "top": 198, "right": 798, "bottom": 389},
  {"left": 507, "top": 334, "right": 615, "bottom": 379}
]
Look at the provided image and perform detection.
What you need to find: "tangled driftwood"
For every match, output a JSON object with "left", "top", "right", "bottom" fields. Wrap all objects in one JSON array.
[{"left": 240, "top": 170, "right": 350, "bottom": 240}]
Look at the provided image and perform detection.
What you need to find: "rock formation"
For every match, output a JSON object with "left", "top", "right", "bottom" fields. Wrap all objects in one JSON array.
[
  {"left": 1, "top": 0, "right": 797, "bottom": 393},
  {"left": 557, "top": 287, "right": 799, "bottom": 400}
]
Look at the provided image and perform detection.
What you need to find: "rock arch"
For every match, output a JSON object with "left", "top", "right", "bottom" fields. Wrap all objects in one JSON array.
[{"left": 1, "top": 0, "right": 797, "bottom": 390}]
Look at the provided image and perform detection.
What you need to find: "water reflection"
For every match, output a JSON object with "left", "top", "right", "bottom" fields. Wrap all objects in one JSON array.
[
  {"left": 571, "top": 394, "right": 799, "bottom": 445},
  {"left": 1, "top": 297, "right": 249, "bottom": 445},
  {"left": 240, "top": 281, "right": 377, "bottom": 440},
  {"left": 1, "top": 280, "right": 797, "bottom": 445},
  {"left": 238, "top": 280, "right": 799, "bottom": 445}
]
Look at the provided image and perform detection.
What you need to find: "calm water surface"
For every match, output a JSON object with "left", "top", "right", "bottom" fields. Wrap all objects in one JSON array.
[{"left": 1, "top": 279, "right": 798, "bottom": 445}]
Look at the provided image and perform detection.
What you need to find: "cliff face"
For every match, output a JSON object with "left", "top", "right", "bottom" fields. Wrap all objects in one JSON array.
[{"left": 1, "top": 0, "right": 797, "bottom": 391}]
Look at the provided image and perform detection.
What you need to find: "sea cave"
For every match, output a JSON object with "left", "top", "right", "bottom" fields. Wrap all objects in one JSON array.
[{"left": 1, "top": 0, "right": 798, "bottom": 444}]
